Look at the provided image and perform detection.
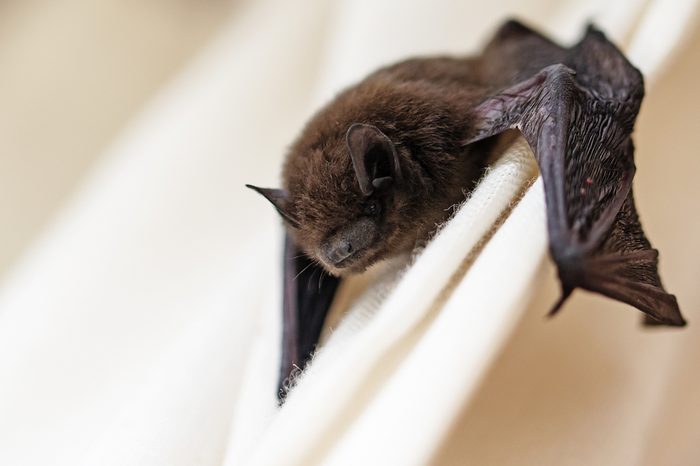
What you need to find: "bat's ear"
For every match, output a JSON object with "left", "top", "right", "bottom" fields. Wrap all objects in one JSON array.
[
  {"left": 245, "top": 184, "right": 299, "bottom": 228},
  {"left": 346, "top": 123, "right": 401, "bottom": 196}
]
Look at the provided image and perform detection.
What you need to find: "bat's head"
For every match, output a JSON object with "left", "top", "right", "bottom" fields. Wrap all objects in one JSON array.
[
  {"left": 247, "top": 123, "right": 427, "bottom": 276},
  {"left": 247, "top": 77, "right": 487, "bottom": 275}
]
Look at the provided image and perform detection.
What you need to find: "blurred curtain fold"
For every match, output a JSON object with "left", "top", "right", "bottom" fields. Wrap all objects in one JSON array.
[{"left": 0, "top": 0, "right": 699, "bottom": 465}]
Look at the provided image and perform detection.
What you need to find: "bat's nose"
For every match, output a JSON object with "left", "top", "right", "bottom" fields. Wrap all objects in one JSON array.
[
  {"left": 322, "top": 217, "right": 377, "bottom": 269},
  {"left": 326, "top": 239, "right": 353, "bottom": 266}
]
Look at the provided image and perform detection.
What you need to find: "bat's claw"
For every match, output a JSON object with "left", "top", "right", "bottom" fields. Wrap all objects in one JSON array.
[{"left": 547, "top": 285, "right": 574, "bottom": 318}]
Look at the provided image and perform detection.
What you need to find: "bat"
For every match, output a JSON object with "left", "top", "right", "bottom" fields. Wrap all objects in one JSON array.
[{"left": 246, "top": 20, "right": 687, "bottom": 402}]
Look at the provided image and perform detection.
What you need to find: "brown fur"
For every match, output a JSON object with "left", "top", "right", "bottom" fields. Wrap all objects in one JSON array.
[{"left": 281, "top": 58, "right": 495, "bottom": 274}]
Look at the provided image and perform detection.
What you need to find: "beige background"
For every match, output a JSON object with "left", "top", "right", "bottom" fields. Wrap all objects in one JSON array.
[
  {"left": 0, "top": 1, "right": 698, "bottom": 464},
  {"left": 0, "top": 0, "right": 234, "bottom": 279}
]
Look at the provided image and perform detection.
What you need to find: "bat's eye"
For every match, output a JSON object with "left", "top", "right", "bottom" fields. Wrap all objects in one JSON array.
[{"left": 364, "top": 200, "right": 380, "bottom": 217}]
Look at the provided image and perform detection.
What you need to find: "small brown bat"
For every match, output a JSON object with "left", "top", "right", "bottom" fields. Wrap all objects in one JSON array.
[{"left": 247, "top": 20, "right": 686, "bottom": 401}]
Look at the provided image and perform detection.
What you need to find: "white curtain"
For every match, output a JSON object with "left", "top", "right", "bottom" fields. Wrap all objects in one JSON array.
[{"left": 1, "top": 1, "right": 699, "bottom": 465}]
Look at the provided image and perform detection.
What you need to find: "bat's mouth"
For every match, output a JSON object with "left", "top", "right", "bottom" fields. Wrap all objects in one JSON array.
[
  {"left": 319, "top": 247, "right": 376, "bottom": 276},
  {"left": 334, "top": 254, "right": 355, "bottom": 268},
  {"left": 324, "top": 252, "right": 363, "bottom": 274}
]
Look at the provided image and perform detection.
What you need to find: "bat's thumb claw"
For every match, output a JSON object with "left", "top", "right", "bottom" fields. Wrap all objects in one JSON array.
[{"left": 547, "top": 286, "right": 574, "bottom": 318}]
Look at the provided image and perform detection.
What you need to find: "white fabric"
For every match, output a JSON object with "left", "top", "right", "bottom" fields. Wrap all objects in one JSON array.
[{"left": 1, "top": 0, "right": 699, "bottom": 465}]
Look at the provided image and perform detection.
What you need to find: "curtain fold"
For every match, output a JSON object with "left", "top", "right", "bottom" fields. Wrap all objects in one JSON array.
[{"left": 0, "top": 0, "right": 698, "bottom": 465}]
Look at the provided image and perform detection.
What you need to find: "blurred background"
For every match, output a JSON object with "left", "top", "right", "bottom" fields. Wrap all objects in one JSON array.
[
  {"left": 0, "top": 1, "right": 699, "bottom": 464},
  {"left": 0, "top": 0, "right": 235, "bottom": 279}
]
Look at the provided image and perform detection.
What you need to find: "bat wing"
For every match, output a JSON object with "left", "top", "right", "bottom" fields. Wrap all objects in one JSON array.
[
  {"left": 464, "top": 22, "right": 685, "bottom": 326},
  {"left": 279, "top": 234, "right": 341, "bottom": 402}
]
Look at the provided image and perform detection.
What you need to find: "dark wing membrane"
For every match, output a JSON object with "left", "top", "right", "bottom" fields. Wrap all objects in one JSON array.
[
  {"left": 464, "top": 22, "right": 685, "bottom": 326},
  {"left": 279, "top": 235, "right": 341, "bottom": 402}
]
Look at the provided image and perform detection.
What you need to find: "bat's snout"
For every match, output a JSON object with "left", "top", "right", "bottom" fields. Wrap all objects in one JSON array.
[
  {"left": 320, "top": 217, "right": 378, "bottom": 272},
  {"left": 324, "top": 239, "right": 354, "bottom": 266}
]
